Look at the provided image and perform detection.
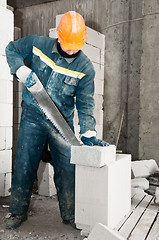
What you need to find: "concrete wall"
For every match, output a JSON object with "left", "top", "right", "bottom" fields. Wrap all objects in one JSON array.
[
  {"left": 12, "top": 0, "right": 159, "bottom": 164},
  {"left": 0, "top": 0, "right": 13, "bottom": 196},
  {"left": 139, "top": 0, "right": 159, "bottom": 163}
]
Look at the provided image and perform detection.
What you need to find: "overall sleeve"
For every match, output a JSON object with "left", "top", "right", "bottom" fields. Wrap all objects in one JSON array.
[
  {"left": 5, "top": 35, "right": 38, "bottom": 75},
  {"left": 75, "top": 62, "right": 96, "bottom": 134}
]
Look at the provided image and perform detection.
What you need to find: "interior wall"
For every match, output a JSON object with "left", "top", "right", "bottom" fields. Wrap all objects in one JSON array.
[{"left": 12, "top": 0, "right": 159, "bottom": 164}]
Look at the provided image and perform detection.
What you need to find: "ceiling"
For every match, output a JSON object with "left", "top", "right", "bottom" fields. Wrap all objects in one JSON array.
[{"left": 7, "top": 0, "right": 59, "bottom": 9}]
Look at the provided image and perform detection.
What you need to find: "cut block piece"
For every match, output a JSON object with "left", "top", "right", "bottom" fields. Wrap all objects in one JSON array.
[
  {"left": 71, "top": 145, "right": 116, "bottom": 167},
  {"left": 37, "top": 161, "right": 56, "bottom": 197},
  {"left": 86, "top": 223, "right": 126, "bottom": 240},
  {"left": 132, "top": 159, "right": 159, "bottom": 178},
  {"left": 131, "top": 178, "right": 149, "bottom": 190},
  {"left": 75, "top": 154, "right": 131, "bottom": 231}
]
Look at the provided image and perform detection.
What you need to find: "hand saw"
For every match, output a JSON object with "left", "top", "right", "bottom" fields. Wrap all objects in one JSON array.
[{"left": 28, "top": 73, "right": 81, "bottom": 146}]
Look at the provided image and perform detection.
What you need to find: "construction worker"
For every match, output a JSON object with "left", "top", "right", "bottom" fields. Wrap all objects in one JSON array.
[{"left": 5, "top": 11, "right": 109, "bottom": 229}]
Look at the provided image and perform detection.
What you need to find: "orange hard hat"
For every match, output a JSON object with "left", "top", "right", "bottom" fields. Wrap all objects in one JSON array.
[{"left": 57, "top": 11, "right": 87, "bottom": 50}]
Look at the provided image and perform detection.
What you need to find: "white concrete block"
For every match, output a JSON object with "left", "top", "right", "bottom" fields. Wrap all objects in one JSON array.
[
  {"left": 0, "top": 79, "right": 13, "bottom": 103},
  {"left": 0, "top": 174, "right": 5, "bottom": 196},
  {"left": 86, "top": 223, "right": 125, "bottom": 240},
  {"left": 5, "top": 127, "right": 12, "bottom": 150},
  {"left": 0, "top": 0, "right": 6, "bottom": 7},
  {"left": 131, "top": 178, "right": 149, "bottom": 190},
  {"left": 0, "top": 103, "right": 13, "bottom": 126},
  {"left": 71, "top": 145, "right": 116, "bottom": 167},
  {"left": 0, "top": 127, "right": 5, "bottom": 150},
  {"left": 49, "top": 28, "right": 57, "bottom": 38},
  {"left": 75, "top": 154, "right": 131, "bottom": 231},
  {"left": 0, "top": 30, "right": 13, "bottom": 55},
  {"left": 155, "top": 187, "right": 159, "bottom": 204},
  {"left": 4, "top": 172, "right": 11, "bottom": 196},
  {"left": 0, "top": 173, "right": 11, "bottom": 196},
  {"left": 0, "top": 150, "right": 12, "bottom": 173},
  {"left": 0, "top": 56, "right": 13, "bottom": 80},
  {"left": 94, "top": 78, "right": 104, "bottom": 95},
  {"left": 95, "top": 124, "right": 103, "bottom": 139},
  {"left": 94, "top": 110, "right": 103, "bottom": 125},
  {"left": 37, "top": 161, "right": 56, "bottom": 196},
  {"left": 92, "top": 62, "right": 104, "bottom": 80},
  {"left": 131, "top": 159, "right": 159, "bottom": 178},
  {"left": 83, "top": 44, "right": 101, "bottom": 64},
  {"left": 94, "top": 94, "right": 103, "bottom": 110},
  {"left": 86, "top": 27, "right": 105, "bottom": 50},
  {"left": 0, "top": 7, "right": 13, "bottom": 32},
  {"left": 131, "top": 187, "right": 147, "bottom": 197}
]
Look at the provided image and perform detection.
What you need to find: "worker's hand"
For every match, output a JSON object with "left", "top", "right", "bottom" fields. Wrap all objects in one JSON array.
[
  {"left": 81, "top": 136, "right": 109, "bottom": 147},
  {"left": 16, "top": 66, "right": 42, "bottom": 91},
  {"left": 16, "top": 65, "right": 33, "bottom": 85}
]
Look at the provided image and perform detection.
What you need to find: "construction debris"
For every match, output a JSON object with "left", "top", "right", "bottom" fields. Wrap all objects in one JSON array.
[
  {"left": 83, "top": 223, "right": 125, "bottom": 240},
  {"left": 131, "top": 159, "right": 159, "bottom": 178},
  {"left": 131, "top": 178, "right": 149, "bottom": 190}
]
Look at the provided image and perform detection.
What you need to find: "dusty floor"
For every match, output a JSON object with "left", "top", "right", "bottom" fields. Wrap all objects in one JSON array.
[{"left": 0, "top": 194, "right": 83, "bottom": 240}]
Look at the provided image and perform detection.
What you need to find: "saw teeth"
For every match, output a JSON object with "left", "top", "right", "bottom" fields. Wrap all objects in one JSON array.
[{"left": 38, "top": 105, "right": 69, "bottom": 142}]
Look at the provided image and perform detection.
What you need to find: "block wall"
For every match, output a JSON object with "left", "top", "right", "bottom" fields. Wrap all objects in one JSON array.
[{"left": 0, "top": 1, "right": 13, "bottom": 196}]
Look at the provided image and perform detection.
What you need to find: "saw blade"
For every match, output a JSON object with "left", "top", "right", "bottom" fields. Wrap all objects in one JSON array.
[{"left": 29, "top": 74, "right": 81, "bottom": 146}]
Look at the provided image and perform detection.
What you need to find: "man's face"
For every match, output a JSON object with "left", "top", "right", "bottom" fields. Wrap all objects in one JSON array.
[{"left": 59, "top": 41, "right": 80, "bottom": 55}]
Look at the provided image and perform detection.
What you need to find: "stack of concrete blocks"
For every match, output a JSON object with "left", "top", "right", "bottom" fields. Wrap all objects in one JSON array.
[
  {"left": 131, "top": 159, "right": 159, "bottom": 196},
  {"left": 0, "top": 0, "right": 13, "bottom": 196},
  {"left": 37, "top": 15, "right": 105, "bottom": 197},
  {"left": 71, "top": 145, "right": 131, "bottom": 233}
]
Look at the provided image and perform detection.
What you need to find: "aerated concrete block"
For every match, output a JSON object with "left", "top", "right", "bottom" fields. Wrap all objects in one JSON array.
[
  {"left": 0, "top": 0, "right": 6, "bottom": 7},
  {"left": 0, "top": 173, "right": 11, "bottom": 196},
  {"left": 131, "top": 159, "right": 159, "bottom": 178},
  {"left": 0, "top": 56, "right": 12, "bottom": 80},
  {"left": 0, "top": 79, "right": 13, "bottom": 104},
  {"left": 37, "top": 161, "right": 56, "bottom": 196},
  {"left": 0, "top": 31, "right": 13, "bottom": 55},
  {"left": 71, "top": 145, "right": 116, "bottom": 167},
  {"left": 0, "top": 7, "right": 13, "bottom": 32},
  {"left": 0, "top": 127, "right": 5, "bottom": 150},
  {"left": 0, "top": 103, "right": 13, "bottom": 127},
  {"left": 131, "top": 178, "right": 149, "bottom": 190},
  {"left": 85, "top": 223, "right": 125, "bottom": 240},
  {"left": 75, "top": 154, "right": 131, "bottom": 231},
  {"left": 0, "top": 150, "right": 12, "bottom": 174}
]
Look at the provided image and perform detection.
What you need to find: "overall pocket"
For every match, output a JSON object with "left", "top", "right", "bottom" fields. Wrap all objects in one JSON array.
[{"left": 62, "top": 76, "right": 78, "bottom": 96}]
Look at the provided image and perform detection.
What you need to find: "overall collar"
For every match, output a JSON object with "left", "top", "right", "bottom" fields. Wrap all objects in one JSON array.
[{"left": 52, "top": 39, "right": 80, "bottom": 64}]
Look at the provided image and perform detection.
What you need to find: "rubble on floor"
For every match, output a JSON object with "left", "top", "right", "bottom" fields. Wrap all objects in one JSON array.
[{"left": 0, "top": 195, "right": 82, "bottom": 240}]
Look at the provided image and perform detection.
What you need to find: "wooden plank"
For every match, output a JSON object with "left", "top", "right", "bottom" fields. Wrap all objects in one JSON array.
[
  {"left": 119, "top": 195, "right": 153, "bottom": 239},
  {"left": 146, "top": 213, "right": 159, "bottom": 240},
  {"left": 131, "top": 193, "right": 148, "bottom": 209},
  {"left": 128, "top": 209, "right": 157, "bottom": 240}
]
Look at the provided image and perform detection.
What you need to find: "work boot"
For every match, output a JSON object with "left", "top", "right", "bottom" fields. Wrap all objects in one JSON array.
[
  {"left": 6, "top": 213, "right": 27, "bottom": 229},
  {"left": 62, "top": 219, "right": 77, "bottom": 229}
]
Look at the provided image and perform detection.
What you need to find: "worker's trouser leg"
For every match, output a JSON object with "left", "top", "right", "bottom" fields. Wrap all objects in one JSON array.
[{"left": 9, "top": 106, "right": 75, "bottom": 220}]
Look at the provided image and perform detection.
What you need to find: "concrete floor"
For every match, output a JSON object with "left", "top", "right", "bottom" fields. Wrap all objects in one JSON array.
[{"left": 0, "top": 195, "right": 83, "bottom": 240}]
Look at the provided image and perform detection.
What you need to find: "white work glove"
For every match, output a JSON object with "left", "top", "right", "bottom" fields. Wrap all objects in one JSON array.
[
  {"left": 16, "top": 66, "right": 43, "bottom": 91},
  {"left": 16, "top": 65, "right": 32, "bottom": 83}
]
